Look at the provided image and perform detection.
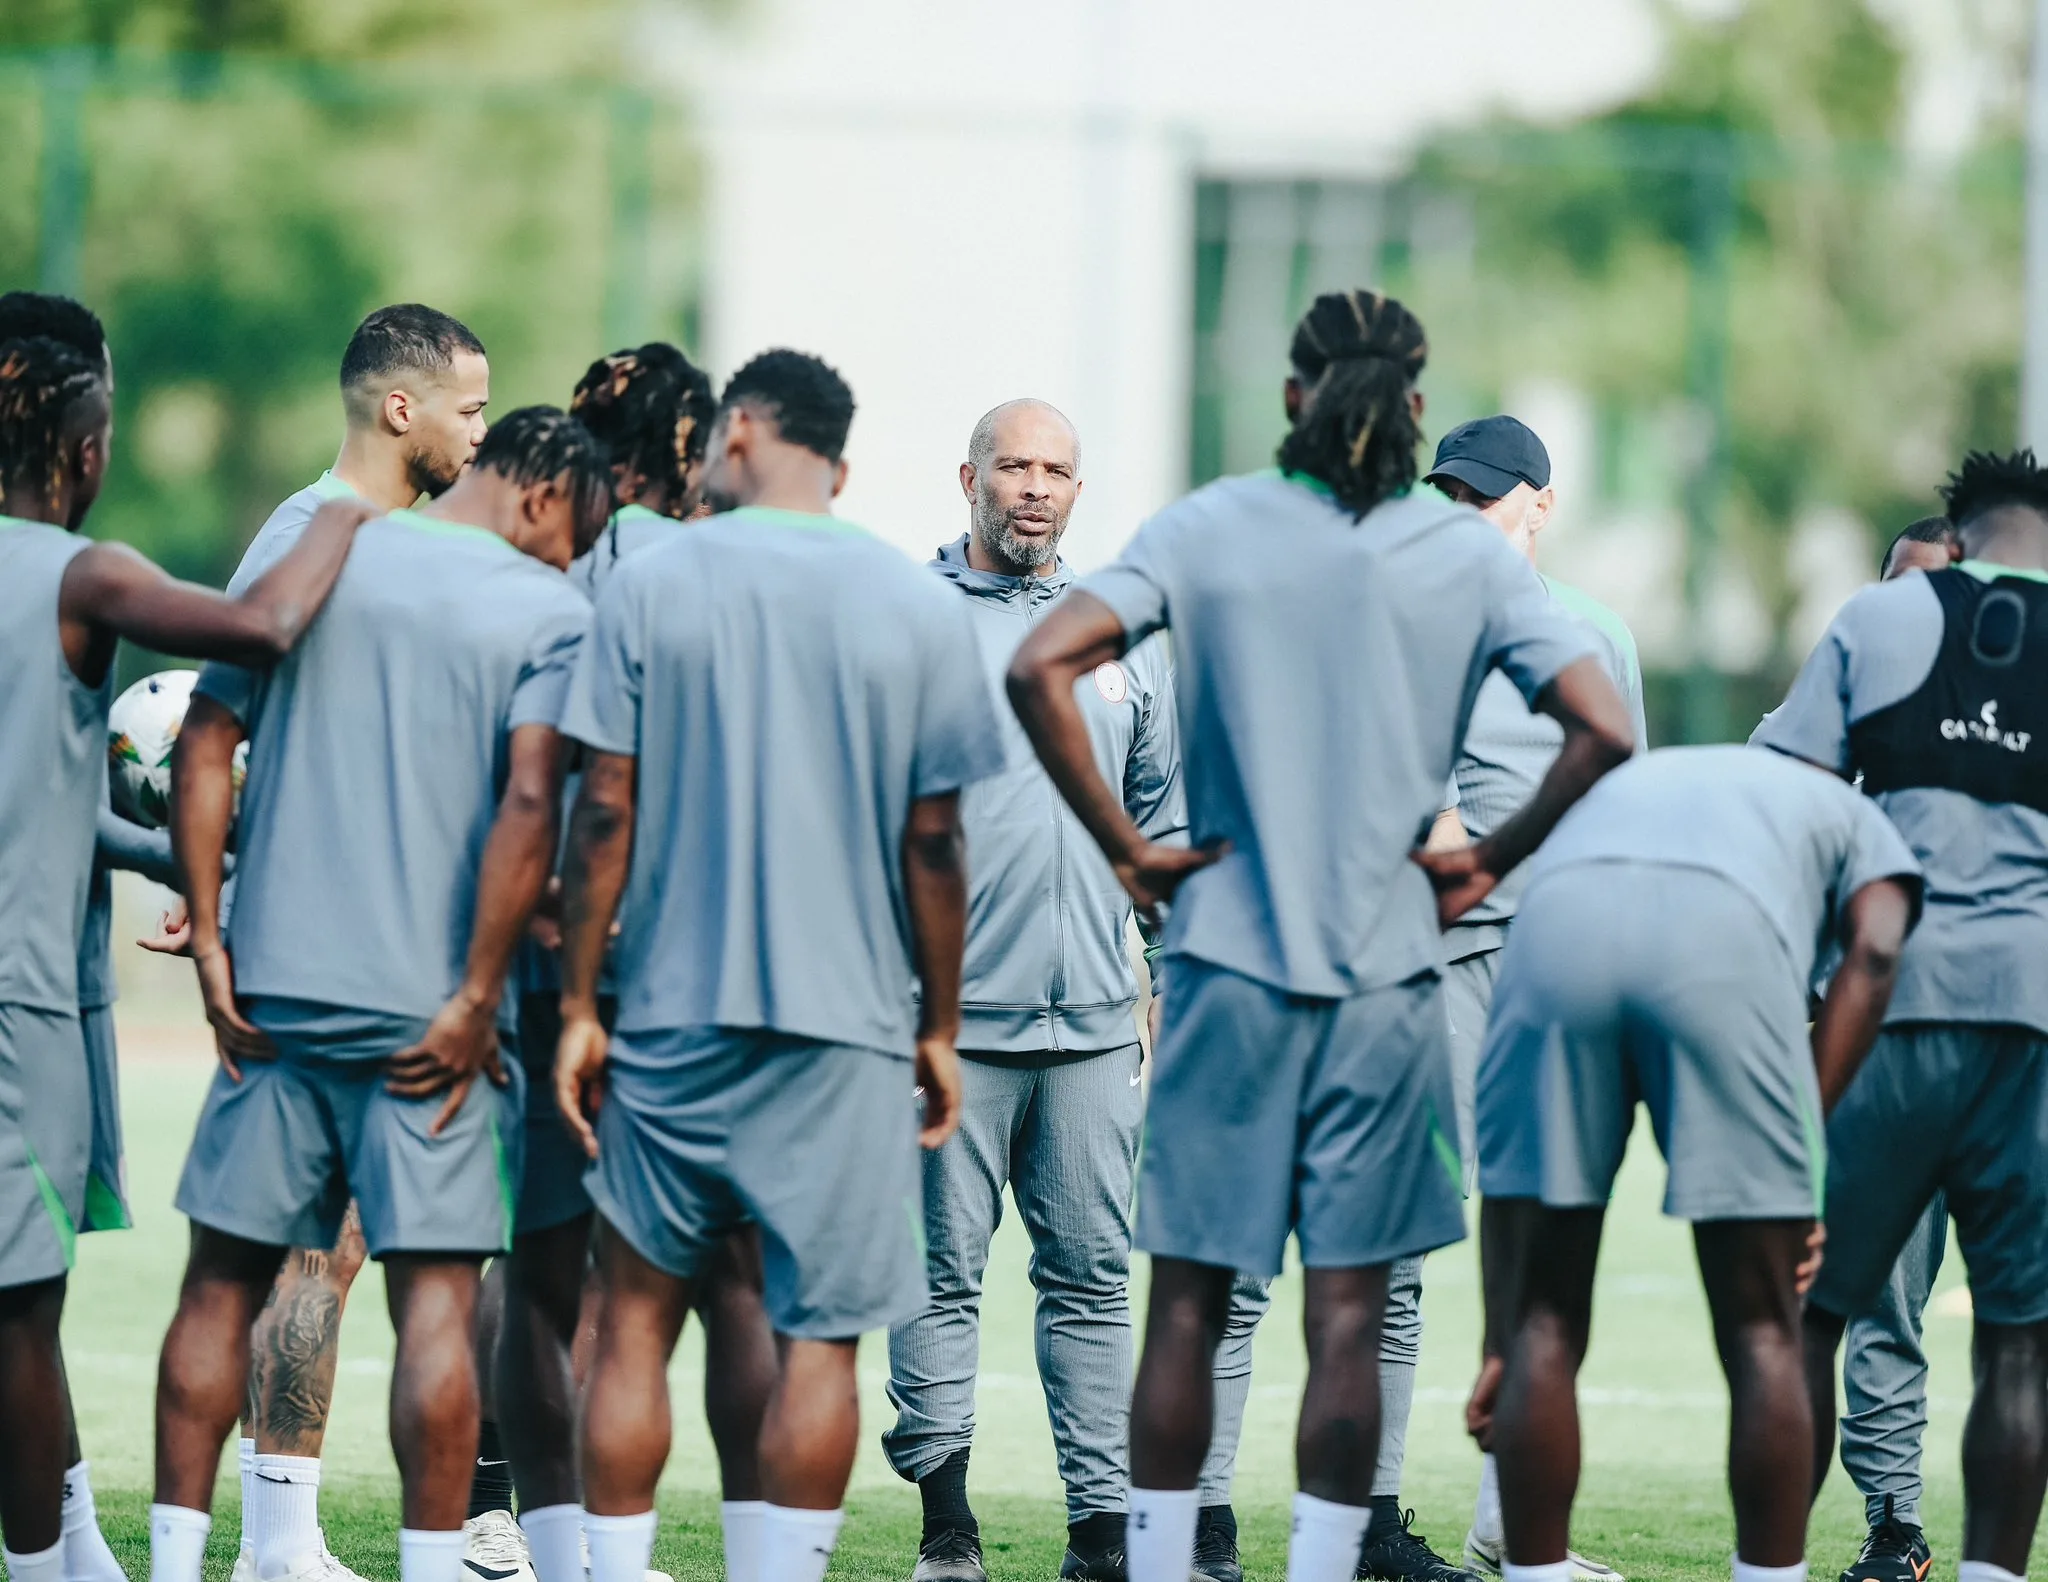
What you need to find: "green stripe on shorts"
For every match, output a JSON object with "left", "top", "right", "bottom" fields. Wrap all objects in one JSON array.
[
  {"left": 490, "top": 1116, "right": 515, "bottom": 1251},
  {"left": 84, "top": 1172, "right": 130, "bottom": 1233},
  {"left": 1427, "top": 1101, "right": 1464, "bottom": 1197},
  {"left": 26, "top": 1148, "right": 77, "bottom": 1269}
]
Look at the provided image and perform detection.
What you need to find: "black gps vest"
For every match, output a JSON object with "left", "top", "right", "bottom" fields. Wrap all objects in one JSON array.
[{"left": 1848, "top": 567, "right": 2048, "bottom": 814}]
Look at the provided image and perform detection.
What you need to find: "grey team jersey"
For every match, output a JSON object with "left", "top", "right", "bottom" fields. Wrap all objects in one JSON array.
[
  {"left": 0, "top": 520, "right": 108, "bottom": 1013},
  {"left": 930, "top": 536, "right": 1185, "bottom": 1056},
  {"left": 558, "top": 507, "right": 1009, "bottom": 1056},
  {"left": 78, "top": 806, "right": 178, "bottom": 1011},
  {"left": 199, "top": 510, "right": 589, "bottom": 1032},
  {"left": 1080, "top": 470, "right": 1595, "bottom": 1000},
  {"left": 227, "top": 470, "right": 357, "bottom": 594},
  {"left": 1526, "top": 745, "right": 1922, "bottom": 997},
  {"left": 1753, "top": 564, "right": 2048, "bottom": 1036},
  {"left": 1448, "top": 576, "right": 1648, "bottom": 937},
  {"left": 569, "top": 502, "right": 682, "bottom": 604}
]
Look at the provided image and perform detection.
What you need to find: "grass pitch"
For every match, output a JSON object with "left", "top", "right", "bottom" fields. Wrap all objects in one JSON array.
[{"left": 66, "top": 977, "right": 2001, "bottom": 1581}]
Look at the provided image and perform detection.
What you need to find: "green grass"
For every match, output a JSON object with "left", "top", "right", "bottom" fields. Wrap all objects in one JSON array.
[{"left": 64, "top": 990, "right": 2006, "bottom": 1582}]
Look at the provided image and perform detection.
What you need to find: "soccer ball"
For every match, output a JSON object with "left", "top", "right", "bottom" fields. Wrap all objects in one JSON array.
[{"left": 107, "top": 669, "right": 247, "bottom": 830}]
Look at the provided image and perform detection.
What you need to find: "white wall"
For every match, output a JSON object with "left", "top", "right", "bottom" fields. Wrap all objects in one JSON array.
[{"left": 648, "top": 0, "right": 1664, "bottom": 568}]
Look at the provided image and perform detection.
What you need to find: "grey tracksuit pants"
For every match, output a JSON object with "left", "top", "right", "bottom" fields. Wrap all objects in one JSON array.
[
  {"left": 1840, "top": 1194, "right": 1947, "bottom": 1528},
  {"left": 884, "top": 1046, "right": 1146, "bottom": 1519},
  {"left": 1193, "top": 946, "right": 1490, "bottom": 1508}
]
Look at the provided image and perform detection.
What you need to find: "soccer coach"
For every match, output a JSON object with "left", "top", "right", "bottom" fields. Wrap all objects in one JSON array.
[{"left": 883, "top": 399, "right": 1184, "bottom": 1582}]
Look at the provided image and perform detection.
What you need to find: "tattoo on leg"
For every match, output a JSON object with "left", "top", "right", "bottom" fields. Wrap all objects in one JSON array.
[{"left": 246, "top": 1207, "right": 366, "bottom": 1455}]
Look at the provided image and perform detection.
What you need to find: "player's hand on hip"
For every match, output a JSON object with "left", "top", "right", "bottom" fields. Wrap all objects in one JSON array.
[
  {"left": 555, "top": 1011, "right": 609, "bottom": 1160},
  {"left": 1795, "top": 1222, "right": 1826, "bottom": 1296},
  {"left": 138, "top": 895, "right": 192, "bottom": 955},
  {"left": 193, "top": 942, "right": 273, "bottom": 1080},
  {"left": 914, "top": 1035, "right": 963, "bottom": 1150},
  {"left": 1411, "top": 841, "right": 1501, "bottom": 928},
  {"left": 1117, "top": 839, "right": 1229, "bottom": 928},
  {"left": 386, "top": 985, "right": 505, "bottom": 1135}
]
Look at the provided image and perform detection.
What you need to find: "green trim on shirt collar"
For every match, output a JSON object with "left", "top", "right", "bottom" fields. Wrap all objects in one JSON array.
[
  {"left": 386, "top": 507, "right": 515, "bottom": 551},
  {"left": 311, "top": 470, "right": 357, "bottom": 502},
  {"left": 1279, "top": 468, "right": 1335, "bottom": 499},
  {"left": 613, "top": 502, "right": 672, "bottom": 527},
  {"left": 1957, "top": 559, "right": 2048, "bottom": 586},
  {"left": 729, "top": 505, "right": 872, "bottom": 537}
]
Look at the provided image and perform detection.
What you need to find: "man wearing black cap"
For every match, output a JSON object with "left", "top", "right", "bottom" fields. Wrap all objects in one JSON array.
[{"left": 1390, "top": 416, "right": 1646, "bottom": 1582}]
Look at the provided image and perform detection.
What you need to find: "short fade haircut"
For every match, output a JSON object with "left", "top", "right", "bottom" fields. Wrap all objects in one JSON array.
[
  {"left": 1880, "top": 515, "right": 1956, "bottom": 575},
  {"left": 1940, "top": 449, "right": 2048, "bottom": 529},
  {"left": 472, "top": 405, "right": 615, "bottom": 553},
  {"left": 339, "top": 304, "right": 485, "bottom": 408},
  {"left": 720, "top": 349, "right": 855, "bottom": 463},
  {"left": 0, "top": 292, "right": 107, "bottom": 364}
]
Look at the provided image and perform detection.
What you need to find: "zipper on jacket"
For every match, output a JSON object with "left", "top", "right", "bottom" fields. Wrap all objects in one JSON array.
[{"left": 1031, "top": 579, "right": 1069, "bottom": 1050}]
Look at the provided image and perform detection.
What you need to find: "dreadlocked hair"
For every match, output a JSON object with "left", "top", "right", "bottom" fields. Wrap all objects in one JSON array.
[
  {"left": 1275, "top": 289, "right": 1428, "bottom": 521},
  {"left": 1940, "top": 449, "right": 2048, "bottom": 528},
  {"left": 569, "top": 343, "right": 716, "bottom": 514},
  {"left": 0, "top": 292, "right": 107, "bottom": 362},
  {"left": 0, "top": 336, "right": 107, "bottom": 509},
  {"left": 472, "top": 405, "right": 617, "bottom": 557}
]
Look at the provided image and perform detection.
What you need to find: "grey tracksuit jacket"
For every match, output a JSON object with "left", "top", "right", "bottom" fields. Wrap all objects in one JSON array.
[{"left": 930, "top": 536, "right": 1185, "bottom": 1060}]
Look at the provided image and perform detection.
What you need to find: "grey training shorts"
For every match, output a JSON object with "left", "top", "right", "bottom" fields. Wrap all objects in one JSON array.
[
  {"left": 1814, "top": 1024, "right": 2048, "bottom": 1326},
  {"left": 176, "top": 1005, "right": 524, "bottom": 1259},
  {"left": 1135, "top": 957, "right": 1467, "bottom": 1279},
  {"left": 1476, "top": 863, "right": 1823, "bottom": 1222},
  {"left": 588, "top": 1026, "right": 926, "bottom": 1340},
  {"left": 0, "top": 1002, "right": 89, "bottom": 1289},
  {"left": 80, "top": 1002, "right": 131, "bottom": 1233}
]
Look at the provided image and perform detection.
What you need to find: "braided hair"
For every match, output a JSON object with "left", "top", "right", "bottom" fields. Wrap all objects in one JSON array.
[
  {"left": 1940, "top": 450, "right": 2048, "bottom": 529},
  {"left": 472, "top": 405, "right": 616, "bottom": 558},
  {"left": 1275, "top": 290, "right": 1428, "bottom": 520},
  {"left": 0, "top": 335, "right": 108, "bottom": 513},
  {"left": 570, "top": 343, "right": 716, "bottom": 568}
]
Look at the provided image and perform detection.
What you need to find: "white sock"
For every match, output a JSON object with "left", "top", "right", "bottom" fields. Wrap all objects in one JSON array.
[
  {"left": 1128, "top": 1487, "right": 1200, "bottom": 1582},
  {"left": 60, "top": 1462, "right": 126, "bottom": 1582},
  {"left": 1959, "top": 1566, "right": 2027, "bottom": 1582},
  {"left": 1733, "top": 1562, "right": 1808, "bottom": 1582},
  {"left": 516, "top": 1506, "right": 582, "bottom": 1582},
  {"left": 238, "top": 1439, "right": 257, "bottom": 1555},
  {"left": 249, "top": 1454, "right": 322, "bottom": 1580},
  {"left": 149, "top": 1505, "right": 212, "bottom": 1582},
  {"left": 1288, "top": 1492, "right": 1373, "bottom": 1582},
  {"left": 1505, "top": 1562, "right": 1575, "bottom": 1582},
  {"left": 7, "top": 1540, "right": 67, "bottom": 1582},
  {"left": 755, "top": 1507, "right": 842, "bottom": 1582},
  {"left": 719, "top": 1501, "right": 767, "bottom": 1582},
  {"left": 1473, "top": 1453, "right": 1504, "bottom": 1547},
  {"left": 582, "top": 1512, "right": 657, "bottom": 1582},
  {"left": 396, "top": 1529, "right": 465, "bottom": 1582}
]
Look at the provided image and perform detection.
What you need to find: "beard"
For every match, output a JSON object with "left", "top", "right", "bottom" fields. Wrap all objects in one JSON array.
[
  {"left": 407, "top": 441, "right": 466, "bottom": 500},
  {"left": 974, "top": 499, "right": 1067, "bottom": 575}
]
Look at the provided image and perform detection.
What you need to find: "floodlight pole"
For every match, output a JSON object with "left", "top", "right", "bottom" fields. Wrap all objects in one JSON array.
[{"left": 2025, "top": 0, "right": 2048, "bottom": 451}]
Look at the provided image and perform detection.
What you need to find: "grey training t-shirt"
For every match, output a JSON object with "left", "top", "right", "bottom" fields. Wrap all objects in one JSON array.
[
  {"left": 199, "top": 510, "right": 589, "bottom": 1038},
  {"left": 569, "top": 502, "right": 682, "bottom": 605},
  {"left": 1080, "top": 470, "right": 1596, "bottom": 999},
  {"left": 1528, "top": 744, "right": 1922, "bottom": 996},
  {"left": 1449, "top": 576, "right": 1649, "bottom": 937},
  {"left": 1751, "top": 565, "right": 2048, "bottom": 1036},
  {"left": 227, "top": 471, "right": 358, "bottom": 594},
  {"left": 558, "top": 506, "right": 1010, "bottom": 1055}
]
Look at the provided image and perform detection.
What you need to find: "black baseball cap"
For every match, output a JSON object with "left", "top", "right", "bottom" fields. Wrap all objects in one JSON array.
[{"left": 1425, "top": 415, "right": 1550, "bottom": 500}]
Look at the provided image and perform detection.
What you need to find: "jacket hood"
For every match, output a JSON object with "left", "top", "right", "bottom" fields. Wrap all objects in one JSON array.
[{"left": 931, "top": 534, "right": 1073, "bottom": 600}]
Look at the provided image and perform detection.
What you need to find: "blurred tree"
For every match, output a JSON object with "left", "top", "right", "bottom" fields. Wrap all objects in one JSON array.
[
  {"left": 1408, "top": 0, "right": 2023, "bottom": 678},
  {"left": 0, "top": 0, "right": 725, "bottom": 612}
]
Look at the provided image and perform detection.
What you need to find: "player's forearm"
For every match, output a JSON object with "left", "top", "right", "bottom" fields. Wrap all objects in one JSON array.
[
  {"left": 169, "top": 697, "right": 243, "bottom": 950},
  {"left": 1811, "top": 945, "right": 1902, "bottom": 1115},
  {"left": 903, "top": 797, "right": 968, "bottom": 1043},
  {"left": 460, "top": 797, "right": 558, "bottom": 1012},
  {"left": 1475, "top": 660, "right": 1633, "bottom": 880},
  {"left": 556, "top": 758, "right": 635, "bottom": 1014},
  {"left": 97, "top": 804, "right": 180, "bottom": 888},
  {"left": 1010, "top": 662, "right": 1148, "bottom": 869}
]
